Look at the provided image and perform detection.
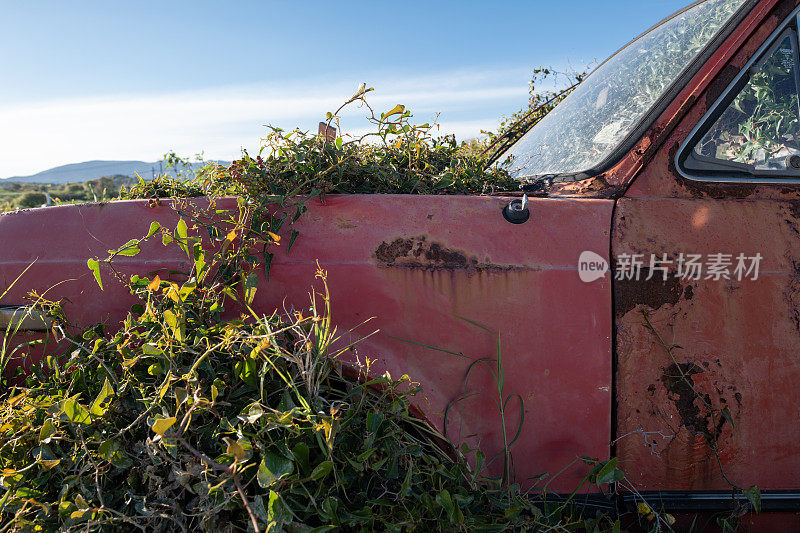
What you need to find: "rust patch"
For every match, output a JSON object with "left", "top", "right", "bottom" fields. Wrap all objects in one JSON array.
[
  {"left": 375, "top": 239, "right": 413, "bottom": 264},
  {"left": 782, "top": 202, "right": 800, "bottom": 236},
  {"left": 683, "top": 285, "right": 693, "bottom": 300},
  {"left": 615, "top": 267, "right": 691, "bottom": 317},
  {"left": 785, "top": 260, "right": 800, "bottom": 333},
  {"left": 788, "top": 201, "right": 800, "bottom": 220},
  {"left": 375, "top": 236, "right": 518, "bottom": 271},
  {"left": 668, "top": 142, "right": 759, "bottom": 199},
  {"left": 334, "top": 217, "right": 358, "bottom": 229},
  {"left": 675, "top": 177, "right": 758, "bottom": 200},
  {"left": 662, "top": 363, "right": 709, "bottom": 434},
  {"left": 547, "top": 174, "right": 620, "bottom": 198},
  {"left": 661, "top": 362, "right": 739, "bottom": 443}
]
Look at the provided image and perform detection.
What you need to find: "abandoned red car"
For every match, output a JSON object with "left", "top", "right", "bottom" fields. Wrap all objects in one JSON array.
[{"left": 4, "top": 0, "right": 800, "bottom": 526}]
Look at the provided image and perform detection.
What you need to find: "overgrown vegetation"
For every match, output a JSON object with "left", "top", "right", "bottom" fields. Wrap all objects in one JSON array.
[
  {"left": 481, "top": 67, "right": 586, "bottom": 165},
  {"left": 0, "top": 68, "right": 581, "bottom": 214},
  {"left": 697, "top": 33, "right": 800, "bottom": 168},
  {"left": 0, "top": 202, "right": 627, "bottom": 531},
  {"left": 0, "top": 74, "right": 762, "bottom": 531},
  {"left": 119, "top": 94, "right": 522, "bottom": 203}
]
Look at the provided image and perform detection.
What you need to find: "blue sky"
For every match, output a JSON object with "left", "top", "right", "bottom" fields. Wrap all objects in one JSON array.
[{"left": 0, "top": 0, "right": 686, "bottom": 178}]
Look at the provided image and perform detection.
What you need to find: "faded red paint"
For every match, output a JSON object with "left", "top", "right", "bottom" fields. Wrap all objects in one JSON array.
[{"left": 0, "top": 195, "right": 613, "bottom": 490}]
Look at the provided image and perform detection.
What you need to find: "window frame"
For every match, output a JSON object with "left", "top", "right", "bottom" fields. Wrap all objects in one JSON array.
[
  {"left": 494, "top": 0, "right": 756, "bottom": 185},
  {"left": 676, "top": 5, "right": 800, "bottom": 183}
]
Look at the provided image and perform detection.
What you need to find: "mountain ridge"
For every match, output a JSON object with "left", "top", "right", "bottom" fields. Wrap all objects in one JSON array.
[{"left": 3, "top": 159, "right": 227, "bottom": 184}]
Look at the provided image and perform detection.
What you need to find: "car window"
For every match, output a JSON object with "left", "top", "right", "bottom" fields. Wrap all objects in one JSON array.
[
  {"left": 498, "top": 0, "right": 748, "bottom": 182},
  {"left": 693, "top": 31, "right": 800, "bottom": 171}
]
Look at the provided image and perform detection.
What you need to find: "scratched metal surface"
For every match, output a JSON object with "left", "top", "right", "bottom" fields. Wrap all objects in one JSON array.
[{"left": 614, "top": 197, "right": 800, "bottom": 490}]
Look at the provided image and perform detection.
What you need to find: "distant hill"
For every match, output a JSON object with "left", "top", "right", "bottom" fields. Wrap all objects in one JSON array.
[{"left": 2, "top": 159, "right": 227, "bottom": 184}]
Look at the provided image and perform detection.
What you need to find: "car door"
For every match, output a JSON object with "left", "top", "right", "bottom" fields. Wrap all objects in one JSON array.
[
  {"left": 0, "top": 194, "right": 614, "bottom": 491},
  {"left": 614, "top": 0, "right": 800, "bottom": 504}
]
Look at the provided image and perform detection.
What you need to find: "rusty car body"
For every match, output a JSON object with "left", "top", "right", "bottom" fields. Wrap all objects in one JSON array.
[{"left": 4, "top": 0, "right": 800, "bottom": 525}]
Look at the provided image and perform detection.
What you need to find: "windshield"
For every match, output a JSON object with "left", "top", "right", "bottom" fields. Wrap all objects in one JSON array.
[{"left": 500, "top": 0, "right": 748, "bottom": 181}]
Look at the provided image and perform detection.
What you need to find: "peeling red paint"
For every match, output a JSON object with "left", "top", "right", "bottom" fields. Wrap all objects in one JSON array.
[
  {"left": 375, "top": 236, "right": 524, "bottom": 271},
  {"left": 614, "top": 269, "right": 690, "bottom": 317}
]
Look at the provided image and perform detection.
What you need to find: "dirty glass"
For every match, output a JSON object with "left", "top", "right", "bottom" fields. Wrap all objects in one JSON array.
[
  {"left": 500, "top": 0, "right": 747, "bottom": 181},
  {"left": 693, "top": 33, "right": 800, "bottom": 170}
]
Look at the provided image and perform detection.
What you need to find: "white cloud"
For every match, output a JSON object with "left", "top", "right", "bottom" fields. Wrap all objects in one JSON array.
[{"left": 0, "top": 67, "right": 533, "bottom": 178}]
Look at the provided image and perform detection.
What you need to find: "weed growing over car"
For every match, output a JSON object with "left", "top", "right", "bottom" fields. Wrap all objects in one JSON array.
[
  {"left": 0, "top": 89, "right": 681, "bottom": 532},
  {"left": 121, "top": 89, "right": 521, "bottom": 203},
  {"left": 1, "top": 215, "right": 629, "bottom": 531}
]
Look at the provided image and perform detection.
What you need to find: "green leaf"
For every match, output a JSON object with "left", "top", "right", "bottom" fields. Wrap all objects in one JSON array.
[
  {"left": 98, "top": 439, "right": 133, "bottom": 468},
  {"left": 235, "top": 358, "right": 258, "bottom": 389},
  {"left": 436, "top": 489, "right": 455, "bottom": 522},
  {"left": 146, "top": 221, "right": 161, "bottom": 238},
  {"left": 243, "top": 403, "right": 264, "bottom": 423},
  {"left": 89, "top": 378, "right": 115, "bottom": 416},
  {"left": 175, "top": 219, "right": 189, "bottom": 256},
  {"left": 595, "top": 457, "right": 623, "bottom": 485},
  {"left": 720, "top": 406, "right": 735, "bottom": 430},
  {"left": 263, "top": 250, "right": 274, "bottom": 281},
  {"left": 743, "top": 485, "right": 761, "bottom": 514},
  {"left": 87, "top": 258, "right": 103, "bottom": 290},
  {"left": 310, "top": 460, "right": 333, "bottom": 481},
  {"left": 158, "top": 371, "right": 173, "bottom": 400},
  {"left": 335, "top": 137, "right": 343, "bottom": 150},
  {"left": 70, "top": 509, "right": 91, "bottom": 521},
  {"left": 257, "top": 452, "right": 294, "bottom": 487},
  {"left": 226, "top": 438, "right": 250, "bottom": 462},
  {"left": 244, "top": 272, "right": 258, "bottom": 305},
  {"left": 192, "top": 242, "right": 207, "bottom": 278},
  {"left": 39, "top": 419, "right": 56, "bottom": 443},
  {"left": 383, "top": 104, "right": 405, "bottom": 119},
  {"left": 141, "top": 343, "right": 163, "bottom": 356},
  {"left": 163, "top": 310, "right": 184, "bottom": 341},
  {"left": 367, "top": 411, "right": 383, "bottom": 433},
  {"left": 267, "top": 490, "right": 290, "bottom": 528},
  {"left": 176, "top": 218, "right": 188, "bottom": 240},
  {"left": 287, "top": 229, "right": 299, "bottom": 253},
  {"left": 174, "top": 387, "right": 187, "bottom": 408},
  {"left": 62, "top": 398, "right": 91, "bottom": 425},
  {"left": 163, "top": 309, "right": 177, "bottom": 328},
  {"left": 292, "top": 442, "right": 310, "bottom": 474},
  {"left": 114, "top": 239, "right": 141, "bottom": 256},
  {"left": 400, "top": 465, "right": 413, "bottom": 496}
]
